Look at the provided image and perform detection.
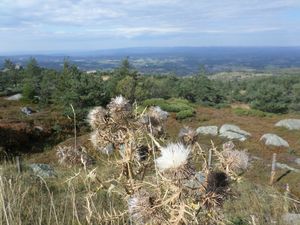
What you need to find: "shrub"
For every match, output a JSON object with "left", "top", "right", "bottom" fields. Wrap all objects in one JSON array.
[
  {"left": 176, "top": 109, "right": 195, "bottom": 120},
  {"left": 233, "top": 108, "right": 273, "bottom": 117},
  {"left": 143, "top": 98, "right": 196, "bottom": 120},
  {"left": 143, "top": 98, "right": 193, "bottom": 112}
]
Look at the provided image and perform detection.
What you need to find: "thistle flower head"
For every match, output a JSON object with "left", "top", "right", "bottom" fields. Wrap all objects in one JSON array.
[
  {"left": 107, "top": 95, "right": 132, "bottom": 122},
  {"left": 108, "top": 95, "right": 131, "bottom": 111},
  {"left": 221, "top": 149, "right": 249, "bottom": 172},
  {"left": 128, "top": 189, "right": 163, "bottom": 224},
  {"left": 135, "top": 145, "right": 149, "bottom": 161},
  {"left": 222, "top": 141, "right": 235, "bottom": 151},
  {"left": 155, "top": 143, "right": 195, "bottom": 183},
  {"left": 155, "top": 143, "right": 191, "bottom": 172},
  {"left": 206, "top": 171, "right": 229, "bottom": 194},
  {"left": 178, "top": 126, "right": 198, "bottom": 145},
  {"left": 87, "top": 106, "right": 107, "bottom": 130},
  {"left": 148, "top": 106, "right": 168, "bottom": 121}
]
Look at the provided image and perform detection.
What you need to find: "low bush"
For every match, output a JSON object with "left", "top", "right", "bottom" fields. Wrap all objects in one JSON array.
[
  {"left": 176, "top": 109, "right": 195, "bottom": 120},
  {"left": 143, "top": 98, "right": 195, "bottom": 119},
  {"left": 233, "top": 108, "right": 273, "bottom": 117}
]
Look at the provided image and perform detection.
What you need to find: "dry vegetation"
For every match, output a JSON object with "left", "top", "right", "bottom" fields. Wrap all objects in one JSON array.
[{"left": 0, "top": 96, "right": 299, "bottom": 224}]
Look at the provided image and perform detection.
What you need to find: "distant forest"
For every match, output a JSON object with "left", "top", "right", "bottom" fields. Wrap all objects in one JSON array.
[{"left": 1, "top": 58, "right": 300, "bottom": 122}]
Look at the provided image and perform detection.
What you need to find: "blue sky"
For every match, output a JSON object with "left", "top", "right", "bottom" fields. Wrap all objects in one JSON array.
[{"left": 1, "top": 0, "right": 300, "bottom": 53}]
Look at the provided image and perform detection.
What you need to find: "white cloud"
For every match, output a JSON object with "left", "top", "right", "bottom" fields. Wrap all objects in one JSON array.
[
  {"left": 0, "top": 0, "right": 299, "bottom": 51},
  {"left": 113, "top": 26, "right": 183, "bottom": 38}
]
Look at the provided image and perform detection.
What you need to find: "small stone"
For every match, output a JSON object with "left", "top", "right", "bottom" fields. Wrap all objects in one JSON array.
[
  {"left": 5, "top": 93, "right": 22, "bottom": 101},
  {"left": 275, "top": 119, "right": 300, "bottom": 130},
  {"left": 219, "top": 124, "right": 251, "bottom": 136},
  {"left": 219, "top": 131, "right": 247, "bottom": 141},
  {"left": 29, "top": 163, "right": 56, "bottom": 178},
  {"left": 260, "top": 133, "right": 289, "bottom": 148},
  {"left": 282, "top": 213, "right": 300, "bottom": 225},
  {"left": 21, "top": 107, "right": 34, "bottom": 116},
  {"left": 183, "top": 172, "right": 206, "bottom": 189},
  {"left": 102, "top": 143, "right": 114, "bottom": 155},
  {"left": 196, "top": 126, "right": 218, "bottom": 136}
]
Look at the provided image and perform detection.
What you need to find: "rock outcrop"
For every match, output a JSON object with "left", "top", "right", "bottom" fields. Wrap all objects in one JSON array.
[
  {"left": 4, "top": 93, "right": 22, "bottom": 101},
  {"left": 260, "top": 133, "right": 289, "bottom": 147},
  {"left": 282, "top": 213, "right": 300, "bottom": 225},
  {"left": 219, "top": 124, "right": 251, "bottom": 141},
  {"left": 275, "top": 119, "right": 300, "bottom": 130},
  {"left": 29, "top": 163, "right": 56, "bottom": 178},
  {"left": 196, "top": 126, "right": 218, "bottom": 136}
]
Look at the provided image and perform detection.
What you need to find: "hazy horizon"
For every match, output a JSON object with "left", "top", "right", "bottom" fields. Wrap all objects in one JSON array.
[
  {"left": 1, "top": 0, "right": 300, "bottom": 53},
  {"left": 2, "top": 46, "right": 300, "bottom": 56}
]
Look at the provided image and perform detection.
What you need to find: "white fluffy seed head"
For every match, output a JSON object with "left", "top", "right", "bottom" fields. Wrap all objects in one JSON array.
[
  {"left": 155, "top": 143, "right": 191, "bottom": 172},
  {"left": 90, "top": 130, "right": 101, "bottom": 149},
  {"left": 114, "top": 95, "right": 128, "bottom": 105},
  {"left": 109, "top": 95, "right": 130, "bottom": 110},
  {"left": 87, "top": 106, "right": 107, "bottom": 129}
]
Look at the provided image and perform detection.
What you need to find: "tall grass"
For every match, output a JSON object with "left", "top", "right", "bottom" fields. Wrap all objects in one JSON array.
[{"left": 0, "top": 163, "right": 126, "bottom": 225}]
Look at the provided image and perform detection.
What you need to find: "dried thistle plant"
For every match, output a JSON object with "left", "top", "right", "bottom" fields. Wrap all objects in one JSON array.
[
  {"left": 148, "top": 106, "right": 168, "bottom": 122},
  {"left": 90, "top": 130, "right": 114, "bottom": 155},
  {"left": 138, "top": 106, "right": 168, "bottom": 138},
  {"left": 107, "top": 95, "right": 132, "bottom": 122},
  {"left": 87, "top": 106, "right": 108, "bottom": 130},
  {"left": 56, "top": 146, "right": 94, "bottom": 167},
  {"left": 82, "top": 96, "right": 251, "bottom": 224},
  {"left": 178, "top": 126, "right": 198, "bottom": 146},
  {"left": 222, "top": 141, "right": 235, "bottom": 151},
  {"left": 128, "top": 189, "right": 165, "bottom": 224},
  {"left": 220, "top": 149, "right": 250, "bottom": 174}
]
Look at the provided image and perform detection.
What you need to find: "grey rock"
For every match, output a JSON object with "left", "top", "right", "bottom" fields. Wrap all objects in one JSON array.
[
  {"left": 295, "top": 158, "right": 300, "bottom": 166},
  {"left": 21, "top": 107, "right": 33, "bottom": 115},
  {"left": 196, "top": 126, "right": 218, "bottom": 136},
  {"left": 183, "top": 172, "right": 206, "bottom": 189},
  {"left": 219, "top": 131, "right": 248, "bottom": 141},
  {"left": 219, "top": 124, "right": 251, "bottom": 137},
  {"left": 29, "top": 164, "right": 56, "bottom": 178},
  {"left": 282, "top": 213, "right": 300, "bottom": 225},
  {"left": 276, "top": 162, "right": 300, "bottom": 173},
  {"left": 260, "top": 133, "right": 289, "bottom": 147},
  {"left": 275, "top": 119, "right": 300, "bottom": 130},
  {"left": 102, "top": 143, "right": 114, "bottom": 155},
  {"left": 5, "top": 93, "right": 22, "bottom": 101}
]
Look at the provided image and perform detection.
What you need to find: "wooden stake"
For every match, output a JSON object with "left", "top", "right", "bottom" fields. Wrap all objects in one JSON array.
[
  {"left": 208, "top": 148, "right": 212, "bottom": 169},
  {"left": 16, "top": 156, "right": 21, "bottom": 174},
  {"left": 283, "top": 183, "right": 290, "bottom": 213},
  {"left": 270, "top": 153, "right": 276, "bottom": 185},
  {"left": 70, "top": 104, "right": 77, "bottom": 150}
]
